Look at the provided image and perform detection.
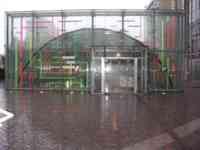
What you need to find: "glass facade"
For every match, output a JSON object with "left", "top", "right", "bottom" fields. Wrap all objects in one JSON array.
[
  {"left": 190, "top": 0, "right": 200, "bottom": 81},
  {"left": 6, "top": 9, "right": 185, "bottom": 93}
]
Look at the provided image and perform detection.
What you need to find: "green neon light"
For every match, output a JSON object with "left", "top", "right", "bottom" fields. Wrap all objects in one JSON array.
[
  {"left": 159, "top": 16, "right": 174, "bottom": 89},
  {"left": 15, "top": 39, "right": 18, "bottom": 88},
  {"left": 39, "top": 51, "right": 42, "bottom": 79},
  {"left": 29, "top": 32, "right": 32, "bottom": 66}
]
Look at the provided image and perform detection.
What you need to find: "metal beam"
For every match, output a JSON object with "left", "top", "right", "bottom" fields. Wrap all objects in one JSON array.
[{"left": 6, "top": 9, "right": 185, "bottom": 17}]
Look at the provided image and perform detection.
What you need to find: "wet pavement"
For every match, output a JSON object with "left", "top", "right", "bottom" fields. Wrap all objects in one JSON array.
[{"left": 0, "top": 83, "right": 200, "bottom": 149}]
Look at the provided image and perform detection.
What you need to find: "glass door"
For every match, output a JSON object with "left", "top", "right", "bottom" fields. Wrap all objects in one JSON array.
[{"left": 102, "top": 57, "right": 139, "bottom": 94}]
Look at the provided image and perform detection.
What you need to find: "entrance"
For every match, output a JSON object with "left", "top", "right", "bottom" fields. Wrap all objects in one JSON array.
[
  {"left": 103, "top": 57, "right": 138, "bottom": 94},
  {"left": 91, "top": 56, "right": 143, "bottom": 94}
]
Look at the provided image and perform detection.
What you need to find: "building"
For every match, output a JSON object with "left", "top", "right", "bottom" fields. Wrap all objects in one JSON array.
[
  {"left": 190, "top": 0, "right": 200, "bottom": 83},
  {"left": 5, "top": 9, "right": 185, "bottom": 94},
  {"left": 146, "top": 0, "right": 186, "bottom": 91},
  {"left": 147, "top": 0, "right": 184, "bottom": 10}
]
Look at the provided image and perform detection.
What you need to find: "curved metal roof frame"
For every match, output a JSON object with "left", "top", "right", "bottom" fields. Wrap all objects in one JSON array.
[
  {"left": 40, "top": 28, "right": 147, "bottom": 49},
  {"left": 23, "top": 28, "right": 147, "bottom": 71}
]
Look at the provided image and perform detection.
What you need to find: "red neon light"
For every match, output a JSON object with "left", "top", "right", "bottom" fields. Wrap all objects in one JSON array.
[{"left": 19, "top": 18, "right": 24, "bottom": 88}]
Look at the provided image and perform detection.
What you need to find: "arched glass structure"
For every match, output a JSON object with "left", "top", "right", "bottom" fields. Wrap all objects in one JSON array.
[
  {"left": 6, "top": 10, "right": 185, "bottom": 93},
  {"left": 22, "top": 28, "right": 147, "bottom": 93}
]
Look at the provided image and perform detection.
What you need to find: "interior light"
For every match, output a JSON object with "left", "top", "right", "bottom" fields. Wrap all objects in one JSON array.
[
  {"left": 105, "top": 31, "right": 111, "bottom": 35},
  {"left": 75, "top": 65, "right": 79, "bottom": 72},
  {"left": 93, "top": 68, "right": 97, "bottom": 73},
  {"left": 116, "top": 53, "right": 121, "bottom": 57},
  {"left": 105, "top": 66, "right": 111, "bottom": 72},
  {"left": 105, "top": 96, "right": 109, "bottom": 101},
  {"left": 105, "top": 87, "right": 109, "bottom": 93},
  {"left": 128, "top": 25, "right": 141, "bottom": 28}
]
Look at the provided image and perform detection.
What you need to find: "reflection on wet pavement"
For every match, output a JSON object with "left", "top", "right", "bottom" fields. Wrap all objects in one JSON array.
[{"left": 0, "top": 86, "right": 200, "bottom": 149}]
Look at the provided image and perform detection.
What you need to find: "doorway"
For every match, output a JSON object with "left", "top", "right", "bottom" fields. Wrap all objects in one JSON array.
[{"left": 91, "top": 56, "right": 143, "bottom": 94}]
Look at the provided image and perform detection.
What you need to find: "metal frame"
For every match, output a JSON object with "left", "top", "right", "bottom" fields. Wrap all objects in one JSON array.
[
  {"left": 100, "top": 57, "right": 140, "bottom": 94},
  {"left": 6, "top": 9, "right": 185, "bottom": 17},
  {"left": 5, "top": 9, "right": 186, "bottom": 94}
]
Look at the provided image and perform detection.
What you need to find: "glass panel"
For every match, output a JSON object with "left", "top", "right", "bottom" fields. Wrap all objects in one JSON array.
[
  {"left": 143, "top": 16, "right": 154, "bottom": 48},
  {"left": 8, "top": 17, "right": 33, "bottom": 89},
  {"left": 34, "top": 17, "right": 58, "bottom": 49},
  {"left": 147, "top": 15, "right": 185, "bottom": 92},
  {"left": 104, "top": 58, "right": 135, "bottom": 93},
  {"left": 91, "top": 57, "right": 102, "bottom": 93},
  {"left": 6, "top": 10, "right": 185, "bottom": 93},
  {"left": 94, "top": 16, "right": 122, "bottom": 32},
  {"left": 32, "top": 48, "right": 89, "bottom": 90},
  {"left": 153, "top": 15, "right": 179, "bottom": 50},
  {"left": 6, "top": 16, "right": 15, "bottom": 89},
  {"left": 124, "top": 16, "right": 142, "bottom": 41},
  {"left": 148, "top": 50, "right": 184, "bottom": 92},
  {"left": 65, "top": 16, "right": 91, "bottom": 32},
  {"left": 192, "top": 59, "right": 200, "bottom": 80}
]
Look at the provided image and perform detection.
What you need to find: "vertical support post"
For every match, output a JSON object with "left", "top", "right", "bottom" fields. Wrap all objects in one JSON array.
[
  {"left": 189, "top": 0, "right": 193, "bottom": 81},
  {"left": 90, "top": 48, "right": 95, "bottom": 94},
  {"left": 91, "top": 11, "right": 95, "bottom": 47},
  {"left": 103, "top": 46, "right": 106, "bottom": 57},
  {"left": 101, "top": 57, "right": 105, "bottom": 93},
  {"left": 30, "top": 14, "right": 34, "bottom": 67},
  {"left": 121, "top": 11, "right": 125, "bottom": 49},
  {"left": 90, "top": 12, "right": 95, "bottom": 94},
  {"left": 141, "top": 55, "right": 144, "bottom": 92},
  {"left": 176, "top": 15, "right": 184, "bottom": 89},
  {"left": 183, "top": 15, "right": 186, "bottom": 85},
  {"left": 184, "top": 0, "right": 190, "bottom": 80},
  {"left": 152, "top": 10, "right": 156, "bottom": 49},
  {"left": 86, "top": 63, "right": 89, "bottom": 89},
  {"left": 29, "top": 13, "right": 34, "bottom": 89},
  {"left": 121, "top": 11, "right": 125, "bottom": 33},
  {"left": 144, "top": 48, "right": 148, "bottom": 94},
  {"left": 19, "top": 17, "right": 24, "bottom": 89},
  {"left": 61, "top": 11, "right": 65, "bottom": 51},
  {"left": 11, "top": 16, "right": 16, "bottom": 89},
  {"left": 175, "top": 0, "right": 178, "bottom": 10},
  {"left": 61, "top": 11, "right": 65, "bottom": 34},
  {"left": 5, "top": 14, "right": 10, "bottom": 89},
  {"left": 134, "top": 58, "right": 138, "bottom": 94}
]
